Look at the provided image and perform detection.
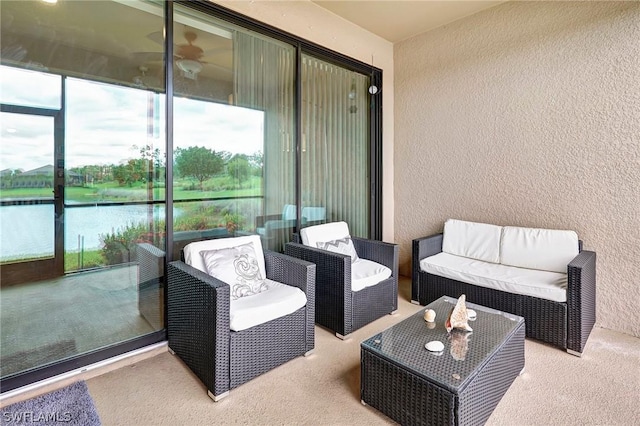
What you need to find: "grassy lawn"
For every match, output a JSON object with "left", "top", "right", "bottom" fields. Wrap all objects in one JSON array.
[{"left": 1, "top": 176, "right": 262, "bottom": 203}]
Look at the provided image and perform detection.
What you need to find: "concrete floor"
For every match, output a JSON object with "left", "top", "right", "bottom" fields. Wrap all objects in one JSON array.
[{"left": 0, "top": 266, "right": 158, "bottom": 377}]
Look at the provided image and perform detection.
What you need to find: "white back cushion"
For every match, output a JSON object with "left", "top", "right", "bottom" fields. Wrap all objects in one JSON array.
[
  {"left": 501, "top": 226, "right": 579, "bottom": 273},
  {"left": 442, "top": 219, "right": 502, "bottom": 264},
  {"left": 183, "top": 235, "right": 266, "bottom": 279},
  {"left": 300, "top": 221, "right": 350, "bottom": 248}
]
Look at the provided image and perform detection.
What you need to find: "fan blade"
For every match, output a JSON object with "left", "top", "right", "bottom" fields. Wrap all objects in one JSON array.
[{"left": 146, "top": 30, "right": 164, "bottom": 45}]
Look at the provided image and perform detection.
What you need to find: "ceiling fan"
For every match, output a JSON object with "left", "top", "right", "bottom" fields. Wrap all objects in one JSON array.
[
  {"left": 174, "top": 31, "right": 206, "bottom": 79},
  {"left": 132, "top": 30, "right": 211, "bottom": 80}
]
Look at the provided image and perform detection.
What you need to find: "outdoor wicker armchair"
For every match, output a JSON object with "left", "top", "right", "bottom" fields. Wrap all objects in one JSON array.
[
  {"left": 167, "top": 235, "right": 316, "bottom": 401},
  {"left": 285, "top": 221, "right": 398, "bottom": 339}
]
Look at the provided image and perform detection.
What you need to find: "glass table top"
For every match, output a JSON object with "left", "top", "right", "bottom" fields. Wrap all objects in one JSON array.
[{"left": 361, "top": 296, "right": 524, "bottom": 393}]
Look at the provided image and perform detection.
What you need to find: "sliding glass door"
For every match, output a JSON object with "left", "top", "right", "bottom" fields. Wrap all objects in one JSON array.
[
  {"left": 0, "top": 0, "right": 166, "bottom": 388},
  {"left": 171, "top": 4, "right": 296, "bottom": 256},
  {"left": 0, "top": 0, "right": 381, "bottom": 392}
]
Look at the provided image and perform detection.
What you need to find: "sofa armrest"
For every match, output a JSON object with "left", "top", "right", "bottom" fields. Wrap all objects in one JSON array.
[
  {"left": 351, "top": 237, "right": 399, "bottom": 274},
  {"left": 264, "top": 250, "right": 316, "bottom": 352},
  {"left": 412, "top": 233, "right": 443, "bottom": 302},
  {"left": 167, "top": 261, "right": 230, "bottom": 397},
  {"left": 566, "top": 250, "right": 597, "bottom": 354}
]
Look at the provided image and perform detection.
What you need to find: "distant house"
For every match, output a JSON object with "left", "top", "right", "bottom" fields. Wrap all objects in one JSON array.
[
  {"left": 0, "top": 169, "right": 14, "bottom": 189},
  {"left": 8, "top": 165, "right": 53, "bottom": 189},
  {"left": 1, "top": 165, "right": 87, "bottom": 189}
]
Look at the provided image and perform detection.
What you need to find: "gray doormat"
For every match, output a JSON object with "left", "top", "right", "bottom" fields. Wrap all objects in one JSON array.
[{"left": 1, "top": 381, "right": 101, "bottom": 425}]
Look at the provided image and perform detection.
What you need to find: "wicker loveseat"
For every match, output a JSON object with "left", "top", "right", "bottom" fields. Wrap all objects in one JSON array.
[{"left": 412, "top": 219, "right": 596, "bottom": 356}]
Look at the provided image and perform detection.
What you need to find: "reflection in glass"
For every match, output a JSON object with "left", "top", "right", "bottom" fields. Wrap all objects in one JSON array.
[
  {"left": 0, "top": 0, "right": 166, "bottom": 382},
  {"left": 0, "top": 66, "right": 61, "bottom": 109},
  {"left": 0, "top": 113, "right": 55, "bottom": 262},
  {"left": 172, "top": 4, "right": 295, "bottom": 254}
]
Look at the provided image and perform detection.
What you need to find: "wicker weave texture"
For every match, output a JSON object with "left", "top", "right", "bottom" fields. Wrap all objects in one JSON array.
[
  {"left": 361, "top": 350, "right": 456, "bottom": 425},
  {"left": 412, "top": 233, "right": 596, "bottom": 354},
  {"left": 360, "top": 299, "right": 525, "bottom": 425},
  {"left": 567, "top": 250, "right": 597, "bottom": 353},
  {"left": 168, "top": 261, "right": 229, "bottom": 397},
  {"left": 230, "top": 309, "right": 306, "bottom": 388},
  {"left": 136, "top": 243, "right": 165, "bottom": 330}
]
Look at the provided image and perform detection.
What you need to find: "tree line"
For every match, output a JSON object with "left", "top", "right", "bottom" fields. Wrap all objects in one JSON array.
[{"left": 69, "top": 145, "right": 263, "bottom": 189}]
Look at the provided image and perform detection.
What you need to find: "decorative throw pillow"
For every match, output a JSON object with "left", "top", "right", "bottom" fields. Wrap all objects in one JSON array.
[
  {"left": 317, "top": 237, "right": 359, "bottom": 263},
  {"left": 200, "top": 243, "right": 270, "bottom": 300}
]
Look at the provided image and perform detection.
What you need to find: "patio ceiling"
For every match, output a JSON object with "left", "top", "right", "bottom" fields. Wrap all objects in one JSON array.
[{"left": 311, "top": 0, "right": 508, "bottom": 42}]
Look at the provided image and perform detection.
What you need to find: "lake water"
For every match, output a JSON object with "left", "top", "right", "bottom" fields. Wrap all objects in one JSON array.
[{"left": 0, "top": 204, "right": 167, "bottom": 260}]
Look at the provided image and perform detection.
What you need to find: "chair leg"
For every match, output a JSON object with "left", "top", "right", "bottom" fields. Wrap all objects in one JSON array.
[
  {"left": 208, "top": 390, "right": 229, "bottom": 402},
  {"left": 336, "top": 332, "right": 351, "bottom": 340},
  {"left": 168, "top": 347, "right": 175, "bottom": 355},
  {"left": 411, "top": 300, "right": 420, "bottom": 305},
  {"left": 389, "top": 310, "right": 398, "bottom": 315},
  {"left": 304, "top": 349, "right": 315, "bottom": 357},
  {"left": 567, "top": 349, "right": 583, "bottom": 357}
]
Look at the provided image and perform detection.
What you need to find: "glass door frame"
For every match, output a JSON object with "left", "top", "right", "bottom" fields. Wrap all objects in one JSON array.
[
  {"left": 0, "top": 102, "right": 65, "bottom": 286},
  {"left": 181, "top": 0, "right": 384, "bottom": 240}
]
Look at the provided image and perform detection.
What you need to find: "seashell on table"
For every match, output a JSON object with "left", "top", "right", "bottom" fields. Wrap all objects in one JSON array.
[{"left": 423, "top": 309, "right": 436, "bottom": 323}]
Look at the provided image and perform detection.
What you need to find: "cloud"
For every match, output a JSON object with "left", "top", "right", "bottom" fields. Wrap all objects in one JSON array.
[{"left": 1, "top": 66, "right": 264, "bottom": 171}]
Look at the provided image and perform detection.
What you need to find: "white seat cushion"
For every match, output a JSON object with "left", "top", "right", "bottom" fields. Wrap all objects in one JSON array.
[
  {"left": 351, "top": 259, "right": 392, "bottom": 292},
  {"left": 183, "top": 235, "right": 266, "bottom": 279},
  {"left": 420, "top": 252, "right": 567, "bottom": 303},
  {"left": 442, "top": 219, "right": 502, "bottom": 264},
  {"left": 229, "top": 279, "right": 307, "bottom": 331},
  {"left": 300, "top": 221, "right": 350, "bottom": 247},
  {"left": 501, "top": 226, "right": 579, "bottom": 273}
]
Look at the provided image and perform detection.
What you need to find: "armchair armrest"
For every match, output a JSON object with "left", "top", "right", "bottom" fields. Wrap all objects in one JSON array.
[
  {"left": 264, "top": 250, "right": 316, "bottom": 295},
  {"left": 351, "top": 237, "right": 398, "bottom": 274},
  {"left": 136, "top": 243, "right": 165, "bottom": 285},
  {"left": 167, "top": 261, "right": 230, "bottom": 397},
  {"left": 285, "top": 242, "right": 351, "bottom": 290},
  {"left": 264, "top": 250, "right": 316, "bottom": 353},
  {"left": 136, "top": 243, "right": 165, "bottom": 329},
  {"left": 256, "top": 214, "right": 282, "bottom": 228},
  {"left": 567, "top": 250, "right": 597, "bottom": 354}
]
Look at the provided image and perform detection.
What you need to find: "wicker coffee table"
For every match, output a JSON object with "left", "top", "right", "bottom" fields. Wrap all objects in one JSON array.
[{"left": 361, "top": 296, "right": 525, "bottom": 425}]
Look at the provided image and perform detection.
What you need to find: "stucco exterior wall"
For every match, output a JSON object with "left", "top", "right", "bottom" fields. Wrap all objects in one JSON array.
[
  {"left": 212, "top": 0, "right": 395, "bottom": 242},
  {"left": 395, "top": 1, "right": 640, "bottom": 337}
]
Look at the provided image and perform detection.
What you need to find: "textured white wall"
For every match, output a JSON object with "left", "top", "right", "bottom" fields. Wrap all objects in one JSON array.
[
  {"left": 395, "top": 1, "right": 640, "bottom": 337},
  {"left": 212, "top": 0, "right": 395, "bottom": 242}
]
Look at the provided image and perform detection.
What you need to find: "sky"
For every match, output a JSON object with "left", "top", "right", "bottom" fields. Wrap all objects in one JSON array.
[{"left": 0, "top": 65, "right": 264, "bottom": 172}]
